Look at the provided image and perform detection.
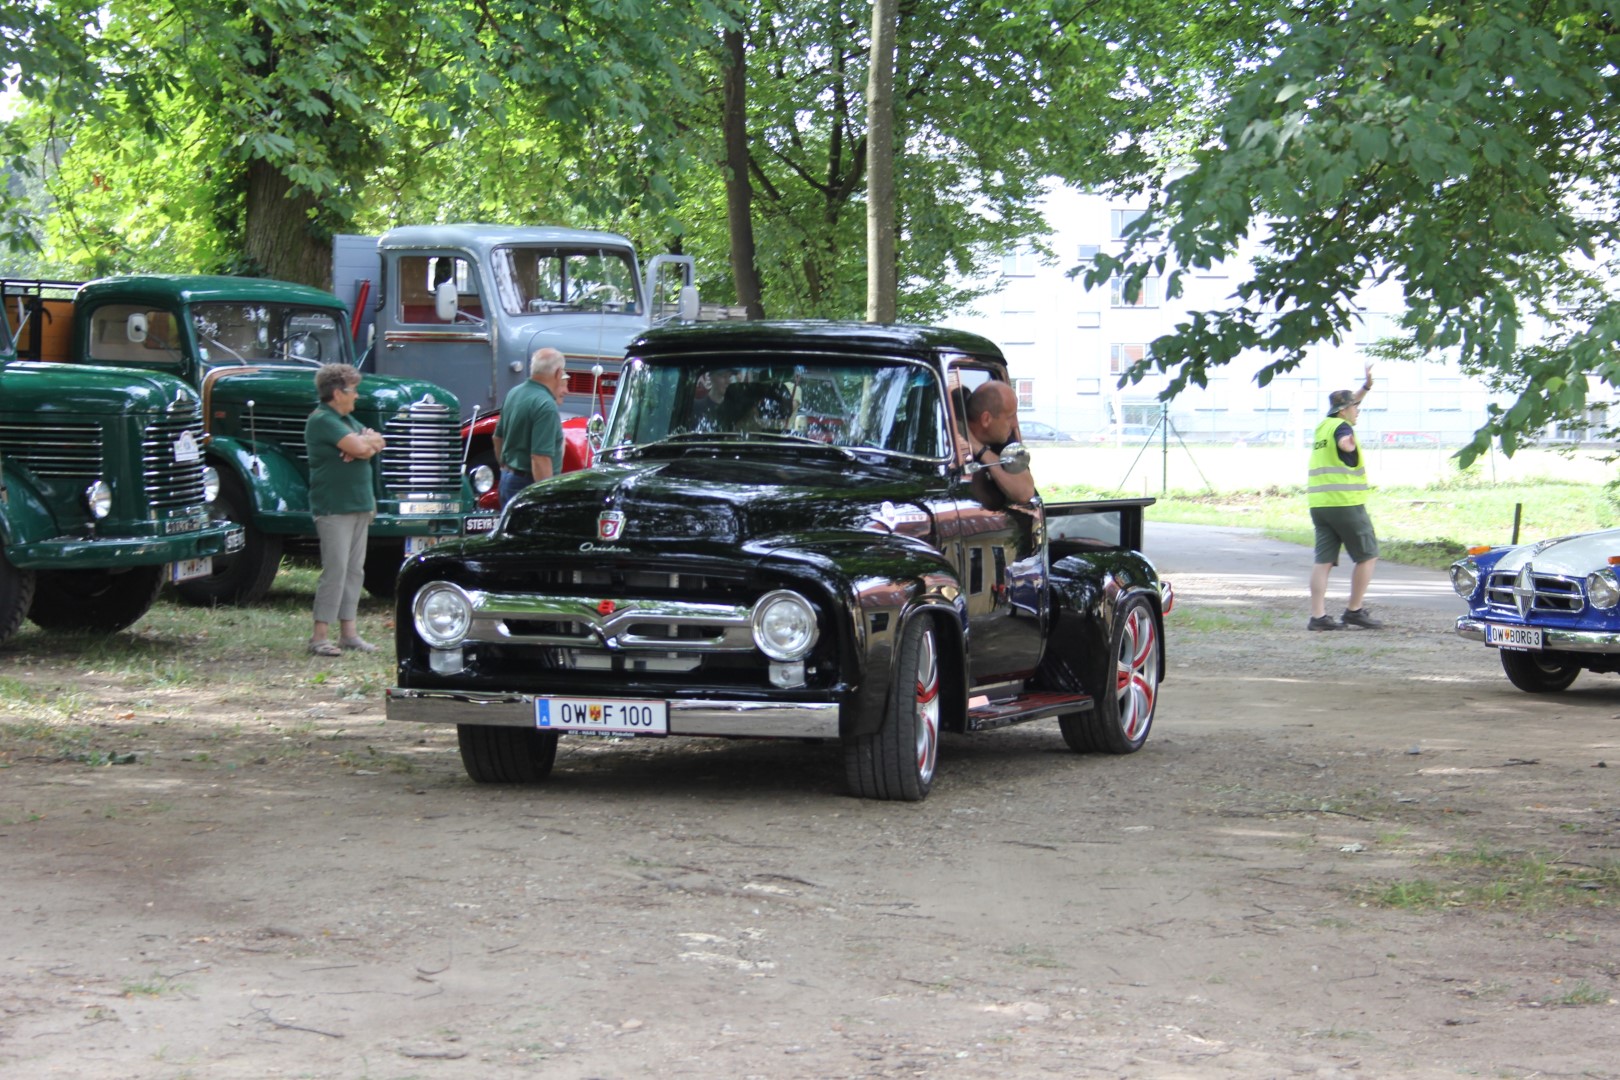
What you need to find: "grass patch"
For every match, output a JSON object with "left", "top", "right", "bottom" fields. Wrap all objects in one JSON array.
[{"left": 1357, "top": 849, "right": 1620, "bottom": 912}]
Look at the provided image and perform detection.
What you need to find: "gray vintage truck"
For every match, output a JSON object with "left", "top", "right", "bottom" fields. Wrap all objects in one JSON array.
[
  {"left": 385, "top": 321, "right": 1173, "bottom": 801},
  {"left": 4, "top": 276, "right": 497, "bottom": 602},
  {"left": 0, "top": 282, "right": 242, "bottom": 643}
]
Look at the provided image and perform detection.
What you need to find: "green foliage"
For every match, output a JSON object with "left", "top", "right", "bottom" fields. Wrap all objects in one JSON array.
[{"left": 1097, "top": 0, "right": 1620, "bottom": 466}]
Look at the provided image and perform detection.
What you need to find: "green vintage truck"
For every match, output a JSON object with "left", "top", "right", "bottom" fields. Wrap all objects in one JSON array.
[
  {"left": 0, "top": 284, "right": 244, "bottom": 644},
  {"left": 4, "top": 276, "right": 497, "bottom": 604}
]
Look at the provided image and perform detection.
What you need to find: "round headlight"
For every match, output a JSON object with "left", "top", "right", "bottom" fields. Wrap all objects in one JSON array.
[
  {"left": 85, "top": 479, "right": 113, "bottom": 520},
  {"left": 751, "top": 589, "right": 819, "bottom": 661},
  {"left": 1587, "top": 570, "right": 1620, "bottom": 610},
  {"left": 414, "top": 582, "right": 474, "bottom": 647},
  {"left": 202, "top": 465, "right": 221, "bottom": 504},
  {"left": 469, "top": 463, "right": 495, "bottom": 495},
  {"left": 1449, "top": 561, "right": 1479, "bottom": 599}
]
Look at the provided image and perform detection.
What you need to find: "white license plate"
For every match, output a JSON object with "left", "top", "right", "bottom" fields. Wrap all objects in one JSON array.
[
  {"left": 1487, "top": 624, "right": 1543, "bottom": 649},
  {"left": 536, "top": 697, "right": 668, "bottom": 736},
  {"left": 169, "top": 558, "right": 212, "bottom": 583},
  {"left": 404, "top": 536, "right": 444, "bottom": 557},
  {"left": 465, "top": 515, "right": 498, "bottom": 533}
]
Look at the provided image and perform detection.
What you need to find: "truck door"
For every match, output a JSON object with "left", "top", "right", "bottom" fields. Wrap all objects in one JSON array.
[
  {"left": 376, "top": 252, "right": 496, "bottom": 415},
  {"left": 943, "top": 362, "right": 1046, "bottom": 686}
]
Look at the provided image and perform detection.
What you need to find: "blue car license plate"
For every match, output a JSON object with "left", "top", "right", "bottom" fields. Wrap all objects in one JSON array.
[{"left": 1486, "top": 624, "right": 1543, "bottom": 650}]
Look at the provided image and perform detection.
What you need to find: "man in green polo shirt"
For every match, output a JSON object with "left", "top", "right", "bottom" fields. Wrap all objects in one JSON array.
[
  {"left": 1306, "top": 363, "right": 1381, "bottom": 631},
  {"left": 493, "top": 347, "right": 567, "bottom": 507}
]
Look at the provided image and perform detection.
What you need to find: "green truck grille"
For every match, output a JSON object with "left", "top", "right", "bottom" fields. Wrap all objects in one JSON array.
[
  {"left": 242, "top": 402, "right": 462, "bottom": 497},
  {"left": 141, "top": 412, "right": 209, "bottom": 509},
  {"left": 0, "top": 422, "right": 104, "bottom": 478}
]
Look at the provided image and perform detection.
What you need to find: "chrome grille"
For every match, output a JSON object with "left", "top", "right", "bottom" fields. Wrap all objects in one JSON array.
[
  {"left": 141, "top": 408, "right": 209, "bottom": 509},
  {"left": 239, "top": 408, "right": 311, "bottom": 462},
  {"left": 1483, "top": 568, "right": 1585, "bottom": 615},
  {"left": 0, "top": 421, "right": 104, "bottom": 479},
  {"left": 381, "top": 400, "right": 462, "bottom": 495}
]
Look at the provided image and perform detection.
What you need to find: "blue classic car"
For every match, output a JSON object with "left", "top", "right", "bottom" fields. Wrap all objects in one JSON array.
[{"left": 1451, "top": 530, "right": 1620, "bottom": 692}]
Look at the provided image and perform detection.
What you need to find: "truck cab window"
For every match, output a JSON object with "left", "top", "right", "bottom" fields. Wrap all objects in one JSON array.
[{"left": 399, "top": 255, "right": 482, "bottom": 325}]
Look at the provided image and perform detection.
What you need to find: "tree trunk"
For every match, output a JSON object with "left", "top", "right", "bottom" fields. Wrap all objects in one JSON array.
[
  {"left": 242, "top": 158, "right": 331, "bottom": 288},
  {"left": 865, "top": 0, "right": 899, "bottom": 323},
  {"left": 722, "top": 28, "right": 766, "bottom": 319}
]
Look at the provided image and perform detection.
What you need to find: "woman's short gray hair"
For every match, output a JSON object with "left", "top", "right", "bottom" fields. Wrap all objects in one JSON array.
[{"left": 315, "top": 363, "right": 361, "bottom": 403}]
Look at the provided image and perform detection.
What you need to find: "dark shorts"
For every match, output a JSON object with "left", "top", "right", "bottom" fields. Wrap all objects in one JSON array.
[{"left": 1311, "top": 503, "right": 1379, "bottom": 565}]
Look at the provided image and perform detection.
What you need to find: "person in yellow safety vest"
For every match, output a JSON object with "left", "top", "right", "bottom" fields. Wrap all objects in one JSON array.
[{"left": 1306, "top": 363, "right": 1382, "bottom": 631}]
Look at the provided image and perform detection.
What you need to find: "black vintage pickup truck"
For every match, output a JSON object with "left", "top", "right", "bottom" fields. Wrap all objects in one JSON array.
[{"left": 386, "top": 321, "right": 1173, "bottom": 800}]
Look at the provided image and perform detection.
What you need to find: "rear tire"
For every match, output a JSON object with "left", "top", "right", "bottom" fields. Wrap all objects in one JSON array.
[
  {"left": 28, "top": 566, "right": 164, "bottom": 634},
  {"left": 1499, "top": 649, "right": 1580, "bottom": 693},
  {"left": 175, "top": 472, "right": 282, "bottom": 605},
  {"left": 843, "top": 617, "right": 941, "bottom": 801},
  {"left": 1061, "top": 594, "right": 1159, "bottom": 754},
  {"left": 0, "top": 553, "right": 37, "bottom": 645},
  {"left": 457, "top": 724, "right": 560, "bottom": 783}
]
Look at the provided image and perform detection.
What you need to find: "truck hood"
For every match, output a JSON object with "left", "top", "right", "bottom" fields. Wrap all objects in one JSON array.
[
  {"left": 501, "top": 454, "right": 939, "bottom": 558},
  {"left": 516, "top": 315, "right": 644, "bottom": 365},
  {"left": 1, "top": 360, "right": 198, "bottom": 416},
  {"left": 202, "top": 365, "right": 458, "bottom": 420},
  {"left": 1488, "top": 529, "right": 1620, "bottom": 577}
]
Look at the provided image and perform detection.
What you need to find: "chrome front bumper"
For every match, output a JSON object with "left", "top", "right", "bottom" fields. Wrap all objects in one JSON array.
[
  {"left": 1455, "top": 616, "right": 1620, "bottom": 654},
  {"left": 386, "top": 688, "right": 841, "bottom": 739}
]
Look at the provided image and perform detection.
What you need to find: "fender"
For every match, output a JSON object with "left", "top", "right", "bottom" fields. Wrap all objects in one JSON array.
[
  {"left": 206, "top": 436, "right": 313, "bottom": 521},
  {"left": 1044, "top": 550, "right": 1167, "bottom": 693},
  {"left": 0, "top": 463, "right": 63, "bottom": 551}
]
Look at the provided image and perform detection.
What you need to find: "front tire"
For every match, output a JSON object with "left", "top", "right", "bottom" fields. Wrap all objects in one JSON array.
[
  {"left": 175, "top": 471, "right": 282, "bottom": 605},
  {"left": 843, "top": 617, "right": 941, "bottom": 801},
  {"left": 363, "top": 541, "right": 404, "bottom": 599},
  {"left": 28, "top": 566, "right": 164, "bottom": 634},
  {"left": 1061, "top": 594, "right": 1159, "bottom": 754},
  {"left": 1499, "top": 649, "right": 1580, "bottom": 693},
  {"left": 0, "top": 553, "right": 37, "bottom": 645},
  {"left": 457, "top": 724, "right": 560, "bottom": 783}
]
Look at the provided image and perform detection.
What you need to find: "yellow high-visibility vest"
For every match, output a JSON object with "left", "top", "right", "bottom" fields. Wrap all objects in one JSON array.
[{"left": 1306, "top": 415, "right": 1367, "bottom": 507}]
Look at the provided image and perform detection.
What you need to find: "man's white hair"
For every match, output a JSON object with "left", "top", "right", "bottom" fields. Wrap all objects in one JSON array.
[{"left": 530, "top": 347, "right": 566, "bottom": 378}]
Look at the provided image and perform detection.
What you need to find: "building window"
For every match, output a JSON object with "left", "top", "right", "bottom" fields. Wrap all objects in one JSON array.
[
  {"left": 1076, "top": 310, "right": 1101, "bottom": 328},
  {"left": 1077, "top": 244, "right": 1101, "bottom": 262},
  {"left": 1354, "top": 311, "right": 1400, "bottom": 348},
  {"left": 1075, "top": 378, "right": 1101, "bottom": 395},
  {"left": 1015, "top": 379, "right": 1035, "bottom": 410},
  {"left": 1110, "top": 209, "right": 1145, "bottom": 240},
  {"left": 1110, "top": 343, "right": 1147, "bottom": 376},
  {"left": 1110, "top": 275, "right": 1160, "bottom": 308},
  {"left": 1000, "top": 247, "right": 1037, "bottom": 277}
]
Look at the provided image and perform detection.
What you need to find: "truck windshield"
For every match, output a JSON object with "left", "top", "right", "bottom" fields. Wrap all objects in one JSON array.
[
  {"left": 489, "top": 246, "right": 641, "bottom": 317},
  {"left": 607, "top": 358, "right": 949, "bottom": 460},
  {"left": 189, "top": 304, "right": 348, "bottom": 366}
]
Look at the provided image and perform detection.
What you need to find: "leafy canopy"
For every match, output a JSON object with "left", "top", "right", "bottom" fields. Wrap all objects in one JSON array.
[{"left": 1094, "top": 0, "right": 1620, "bottom": 464}]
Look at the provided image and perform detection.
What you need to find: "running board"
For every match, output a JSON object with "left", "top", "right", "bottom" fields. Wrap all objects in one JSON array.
[{"left": 965, "top": 690, "right": 1093, "bottom": 732}]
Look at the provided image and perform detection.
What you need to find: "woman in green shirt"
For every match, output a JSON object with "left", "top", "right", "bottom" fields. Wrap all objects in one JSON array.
[{"left": 304, "top": 364, "right": 386, "bottom": 656}]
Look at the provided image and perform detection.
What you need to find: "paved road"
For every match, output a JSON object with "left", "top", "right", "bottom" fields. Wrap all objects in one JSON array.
[{"left": 1142, "top": 520, "right": 1467, "bottom": 619}]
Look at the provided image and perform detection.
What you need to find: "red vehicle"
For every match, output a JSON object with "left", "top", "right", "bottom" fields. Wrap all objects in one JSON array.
[{"left": 461, "top": 414, "right": 597, "bottom": 510}]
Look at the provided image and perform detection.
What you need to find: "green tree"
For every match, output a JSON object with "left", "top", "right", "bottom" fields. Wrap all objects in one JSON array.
[{"left": 1095, "top": 0, "right": 1620, "bottom": 463}]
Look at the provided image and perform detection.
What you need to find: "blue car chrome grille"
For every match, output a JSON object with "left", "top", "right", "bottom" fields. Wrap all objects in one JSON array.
[{"left": 1483, "top": 569, "right": 1584, "bottom": 616}]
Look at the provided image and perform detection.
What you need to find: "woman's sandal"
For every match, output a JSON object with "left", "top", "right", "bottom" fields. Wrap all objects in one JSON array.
[
  {"left": 308, "top": 639, "right": 343, "bottom": 657},
  {"left": 339, "top": 637, "right": 379, "bottom": 653}
]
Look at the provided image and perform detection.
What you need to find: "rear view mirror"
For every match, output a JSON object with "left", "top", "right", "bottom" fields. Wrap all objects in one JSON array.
[
  {"left": 126, "top": 312, "right": 148, "bottom": 344},
  {"left": 998, "top": 442, "right": 1031, "bottom": 474}
]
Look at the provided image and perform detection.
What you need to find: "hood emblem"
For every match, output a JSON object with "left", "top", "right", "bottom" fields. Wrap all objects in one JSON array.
[
  {"left": 597, "top": 510, "right": 626, "bottom": 541},
  {"left": 1513, "top": 563, "right": 1535, "bottom": 619},
  {"left": 598, "top": 600, "right": 616, "bottom": 616}
]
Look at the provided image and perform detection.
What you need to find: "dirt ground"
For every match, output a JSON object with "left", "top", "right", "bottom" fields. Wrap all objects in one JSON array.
[{"left": 2, "top": 526, "right": 1617, "bottom": 1080}]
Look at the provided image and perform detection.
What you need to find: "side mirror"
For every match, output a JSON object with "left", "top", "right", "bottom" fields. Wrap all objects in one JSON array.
[
  {"left": 678, "top": 285, "right": 700, "bottom": 322},
  {"left": 998, "top": 442, "right": 1031, "bottom": 474},
  {"left": 126, "top": 312, "right": 149, "bottom": 344},
  {"left": 434, "top": 281, "right": 458, "bottom": 323}
]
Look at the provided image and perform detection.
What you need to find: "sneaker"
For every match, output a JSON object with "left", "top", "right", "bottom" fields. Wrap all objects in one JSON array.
[
  {"left": 1341, "top": 606, "right": 1384, "bottom": 629},
  {"left": 1307, "top": 615, "right": 1341, "bottom": 631}
]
